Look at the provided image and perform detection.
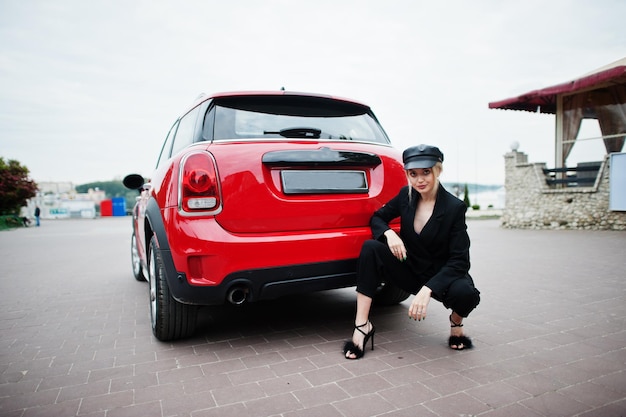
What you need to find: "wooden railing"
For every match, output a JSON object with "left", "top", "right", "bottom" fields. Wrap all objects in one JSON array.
[{"left": 542, "top": 162, "right": 602, "bottom": 187}]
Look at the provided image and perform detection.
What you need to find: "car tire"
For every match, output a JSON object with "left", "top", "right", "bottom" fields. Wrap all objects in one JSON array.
[
  {"left": 131, "top": 232, "right": 145, "bottom": 281},
  {"left": 374, "top": 281, "right": 411, "bottom": 306},
  {"left": 148, "top": 236, "right": 198, "bottom": 341}
]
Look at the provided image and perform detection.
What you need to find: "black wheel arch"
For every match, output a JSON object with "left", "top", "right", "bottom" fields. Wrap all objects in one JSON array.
[
  {"left": 143, "top": 197, "right": 182, "bottom": 302},
  {"left": 144, "top": 197, "right": 169, "bottom": 252}
]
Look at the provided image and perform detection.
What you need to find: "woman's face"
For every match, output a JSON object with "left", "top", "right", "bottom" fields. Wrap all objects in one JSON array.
[{"left": 406, "top": 167, "right": 438, "bottom": 195}]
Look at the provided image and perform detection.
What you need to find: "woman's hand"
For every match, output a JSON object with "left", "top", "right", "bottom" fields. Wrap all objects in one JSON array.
[
  {"left": 409, "top": 286, "right": 432, "bottom": 321},
  {"left": 384, "top": 230, "right": 407, "bottom": 261}
]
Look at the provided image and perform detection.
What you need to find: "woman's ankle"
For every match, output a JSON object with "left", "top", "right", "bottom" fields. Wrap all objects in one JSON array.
[{"left": 449, "top": 312, "right": 463, "bottom": 326}]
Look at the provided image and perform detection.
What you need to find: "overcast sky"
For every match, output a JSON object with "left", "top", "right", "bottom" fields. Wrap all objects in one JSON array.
[{"left": 1, "top": 0, "right": 624, "bottom": 186}]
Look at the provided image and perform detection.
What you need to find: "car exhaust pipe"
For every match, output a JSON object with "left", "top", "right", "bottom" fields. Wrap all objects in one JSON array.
[{"left": 226, "top": 286, "right": 249, "bottom": 305}]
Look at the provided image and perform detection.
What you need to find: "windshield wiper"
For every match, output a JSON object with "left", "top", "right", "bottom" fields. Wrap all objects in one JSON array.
[{"left": 263, "top": 127, "right": 322, "bottom": 139}]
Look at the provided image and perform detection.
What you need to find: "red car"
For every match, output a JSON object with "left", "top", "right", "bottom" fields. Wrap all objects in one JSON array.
[{"left": 124, "top": 91, "right": 409, "bottom": 340}]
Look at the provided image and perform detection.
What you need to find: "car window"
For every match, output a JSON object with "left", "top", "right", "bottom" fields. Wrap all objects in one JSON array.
[
  {"left": 171, "top": 105, "right": 201, "bottom": 156},
  {"left": 209, "top": 96, "right": 390, "bottom": 144},
  {"left": 201, "top": 106, "right": 215, "bottom": 140},
  {"left": 156, "top": 121, "right": 179, "bottom": 168}
]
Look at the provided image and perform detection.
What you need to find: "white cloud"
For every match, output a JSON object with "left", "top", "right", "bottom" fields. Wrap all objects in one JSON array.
[{"left": 0, "top": 0, "right": 624, "bottom": 184}]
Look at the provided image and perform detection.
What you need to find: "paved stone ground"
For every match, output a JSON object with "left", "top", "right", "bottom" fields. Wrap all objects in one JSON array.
[{"left": 0, "top": 217, "right": 625, "bottom": 417}]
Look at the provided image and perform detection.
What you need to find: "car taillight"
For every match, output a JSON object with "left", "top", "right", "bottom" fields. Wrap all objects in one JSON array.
[{"left": 179, "top": 152, "right": 221, "bottom": 214}]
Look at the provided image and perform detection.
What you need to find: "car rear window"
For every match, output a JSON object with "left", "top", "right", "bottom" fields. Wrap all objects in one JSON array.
[{"left": 205, "top": 95, "right": 390, "bottom": 144}]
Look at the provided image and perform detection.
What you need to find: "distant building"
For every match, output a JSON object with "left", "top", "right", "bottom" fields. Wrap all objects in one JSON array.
[
  {"left": 26, "top": 182, "right": 106, "bottom": 220},
  {"left": 37, "top": 181, "right": 75, "bottom": 195},
  {"left": 490, "top": 58, "right": 626, "bottom": 230}
]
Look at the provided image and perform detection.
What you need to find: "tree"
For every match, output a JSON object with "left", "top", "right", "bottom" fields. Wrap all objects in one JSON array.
[
  {"left": 0, "top": 157, "right": 38, "bottom": 214},
  {"left": 75, "top": 180, "right": 138, "bottom": 211},
  {"left": 75, "top": 181, "right": 127, "bottom": 197},
  {"left": 463, "top": 183, "right": 471, "bottom": 208}
]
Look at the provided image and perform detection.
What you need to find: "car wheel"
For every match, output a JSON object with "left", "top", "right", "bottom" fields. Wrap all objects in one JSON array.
[
  {"left": 148, "top": 236, "right": 198, "bottom": 341},
  {"left": 131, "top": 232, "right": 145, "bottom": 281},
  {"left": 374, "top": 281, "right": 411, "bottom": 306}
]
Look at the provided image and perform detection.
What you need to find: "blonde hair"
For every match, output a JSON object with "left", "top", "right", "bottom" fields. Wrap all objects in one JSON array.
[{"left": 407, "top": 162, "right": 443, "bottom": 203}]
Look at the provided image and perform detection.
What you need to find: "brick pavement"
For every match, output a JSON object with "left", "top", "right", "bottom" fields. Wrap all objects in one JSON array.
[{"left": 0, "top": 217, "right": 625, "bottom": 416}]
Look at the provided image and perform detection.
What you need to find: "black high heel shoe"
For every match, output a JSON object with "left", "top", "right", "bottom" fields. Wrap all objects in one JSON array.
[
  {"left": 448, "top": 314, "right": 472, "bottom": 350},
  {"left": 343, "top": 321, "right": 375, "bottom": 359}
]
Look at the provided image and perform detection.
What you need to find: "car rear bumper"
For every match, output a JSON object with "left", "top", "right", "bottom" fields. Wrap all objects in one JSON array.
[
  {"left": 164, "top": 256, "right": 357, "bottom": 305},
  {"left": 161, "top": 214, "right": 373, "bottom": 305}
]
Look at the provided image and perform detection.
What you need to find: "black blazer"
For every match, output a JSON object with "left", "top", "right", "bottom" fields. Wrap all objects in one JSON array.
[{"left": 370, "top": 184, "right": 471, "bottom": 298}]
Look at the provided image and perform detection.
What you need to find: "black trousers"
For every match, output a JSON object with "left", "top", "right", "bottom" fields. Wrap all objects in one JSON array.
[{"left": 356, "top": 240, "right": 480, "bottom": 317}]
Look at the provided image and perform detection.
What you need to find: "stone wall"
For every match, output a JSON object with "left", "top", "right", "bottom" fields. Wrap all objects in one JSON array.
[{"left": 501, "top": 151, "right": 626, "bottom": 230}]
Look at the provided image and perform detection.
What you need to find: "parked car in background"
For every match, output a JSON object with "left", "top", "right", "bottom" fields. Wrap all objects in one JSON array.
[{"left": 124, "top": 90, "right": 409, "bottom": 340}]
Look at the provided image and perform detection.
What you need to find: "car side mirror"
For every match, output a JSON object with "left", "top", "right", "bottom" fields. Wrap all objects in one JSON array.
[{"left": 123, "top": 174, "right": 145, "bottom": 191}]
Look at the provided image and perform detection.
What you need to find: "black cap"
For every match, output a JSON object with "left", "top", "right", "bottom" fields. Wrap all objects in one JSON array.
[{"left": 402, "top": 144, "right": 444, "bottom": 169}]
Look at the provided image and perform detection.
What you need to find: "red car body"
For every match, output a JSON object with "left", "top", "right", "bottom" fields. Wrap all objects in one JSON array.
[{"left": 124, "top": 91, "right": 408, "bottom": 340}]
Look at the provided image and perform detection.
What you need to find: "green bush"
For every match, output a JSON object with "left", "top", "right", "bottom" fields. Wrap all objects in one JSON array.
[{"left": 1, "top": 215, "right": 23, "bottom": 231}]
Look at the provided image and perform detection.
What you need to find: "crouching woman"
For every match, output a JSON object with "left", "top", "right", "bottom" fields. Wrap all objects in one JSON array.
[{"left": 344, "top": 144, "right": 481, "bottom": 359}]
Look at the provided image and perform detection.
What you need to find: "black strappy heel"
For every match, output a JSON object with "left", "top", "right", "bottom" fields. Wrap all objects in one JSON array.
[
  {"left": 343, "top": 321, "right": 375, "bottom": 359},
  {"left": 448, "top": 314, "right": 472, "bottom": 350}
]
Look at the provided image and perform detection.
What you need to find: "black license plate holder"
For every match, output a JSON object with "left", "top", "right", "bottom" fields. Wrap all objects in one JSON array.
[{"left": 281, "top": 170, "right": 368, "bottom": 194}]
